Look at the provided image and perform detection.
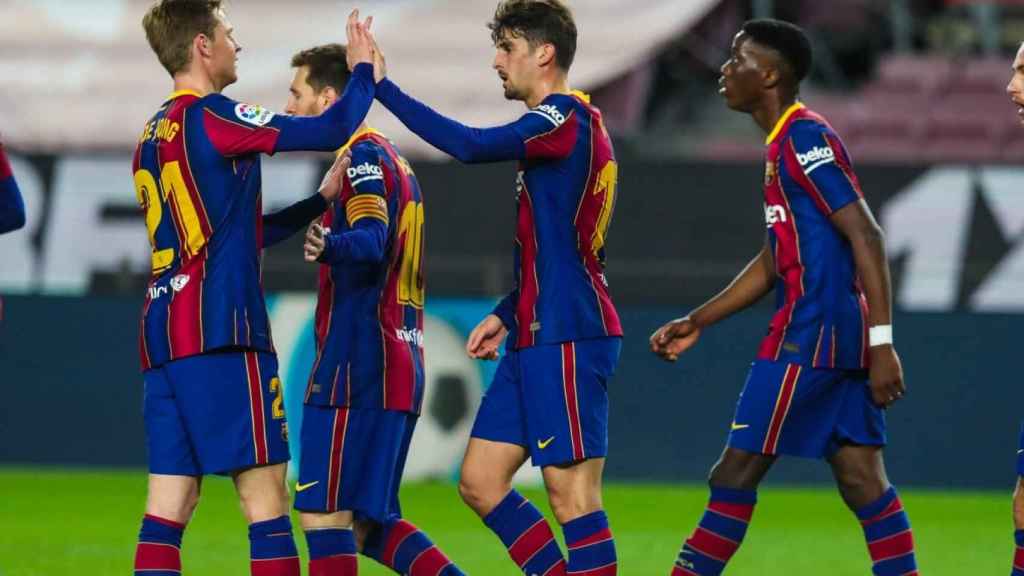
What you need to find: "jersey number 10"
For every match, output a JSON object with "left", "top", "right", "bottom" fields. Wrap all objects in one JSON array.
[{"left": 397, "top": 200, "right": 424, "bottom": 308}]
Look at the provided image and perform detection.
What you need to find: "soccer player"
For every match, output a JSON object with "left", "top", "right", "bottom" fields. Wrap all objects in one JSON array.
[
  {"left": 282, "top": 43, "right": 464, "bottom": 576},
  {"left": 132, "top": 3, "right": 377, "bottom": 575},
  {"left": 0, "top": 138, "right": 25, "bottom": 234},
  {"left": 363, "top": 2, "right": 622, "bottom": 574},
  {"left": 650, "top": 20, "right": 917, "bottom": 576},
  {"left": 1005, "top": 42, "right": 1024, "bottom": 576}
]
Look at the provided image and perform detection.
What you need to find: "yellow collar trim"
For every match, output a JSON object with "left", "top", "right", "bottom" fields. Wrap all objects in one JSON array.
[
  {"left": 570, "top": 90, "right": 591, "bottom": 103},
  {"left": 167, "top": 89, "right": 202, "bottom": 101},
  {"left": 336, "top": 126, "right": 383, "bottom": 156},
  {"left": 765, "top": 102, "right": 805, "bottom": 145}
]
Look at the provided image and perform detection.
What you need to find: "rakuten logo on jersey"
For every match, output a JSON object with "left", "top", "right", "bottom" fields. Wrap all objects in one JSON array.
[
  {"left": 796, "top": 145, "right": 835, "bottom": 167},
  {"left": 396, "top": 327, "right": 424, "bottom": 348},
  {"left": 765, "top": 204, "right": 787, "bottom": 227},
  {"left": 347, "top": 162, "right": 383, "bottom": 180}
]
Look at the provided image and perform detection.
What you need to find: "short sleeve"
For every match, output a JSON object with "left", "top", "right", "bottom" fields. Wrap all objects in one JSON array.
[
  {"left": 509, "top": 95, "right": 579, "bottom": 160},
  {"left": 343, "top": 143, "right": 390, "bottom": 228},
  {"left": 783, "top": 121, "right": 863, "bottom": 215}
]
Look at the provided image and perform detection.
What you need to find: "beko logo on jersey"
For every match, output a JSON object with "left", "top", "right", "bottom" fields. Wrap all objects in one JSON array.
[
  {"left": 535, "top": 105, "right": 565, "bottom": 124},
  {"left": 765, "top": 204, "right": 787, "bottom": 227},
  {"left": 395, "top": 327, "right": 424, "bottom": 348},
  {"left": 347, "top": 162, "right": 383, "bottom": 179},
  {"left": 796, "top": 145, "right": 835, "bottom": 173}
]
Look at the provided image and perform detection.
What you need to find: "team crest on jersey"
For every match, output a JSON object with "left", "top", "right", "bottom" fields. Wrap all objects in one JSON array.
[
  {"left": 764, "top": 160, "right": 777, "bottom": 185},
  {"left": 170, "top": 274, "right": 190, "bottom": 292},
  {"left": 234, "top": 103, "right": 274, "bottom": 127}
]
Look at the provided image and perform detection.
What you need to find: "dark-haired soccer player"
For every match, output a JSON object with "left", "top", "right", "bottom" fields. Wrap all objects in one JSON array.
[
  {"left": 132, "top": 3, "right": 377, "bottom": 575},
  {"left": 283, "top": 43, "right": 464, "bottom": 576},
  {"left": 1005, "top": 42, "right": 1024, "bottom": 576},
  {"left": 651, "top": 19, "right": 917, "bottom": 576},
  {"left": 361, "top": 1, "right": 621, "bottom": 574},
  {"left": 0, "top": 138, "right": 25, "bottom": 234}
]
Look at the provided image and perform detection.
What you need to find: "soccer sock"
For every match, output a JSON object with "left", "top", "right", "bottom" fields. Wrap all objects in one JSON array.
[
  {"left": 672, "top": 486, "right": 756, "bottom": 576},
  {"left": 249, "top": 515, "right": 301, "bottom": 576},
  {"left": 563, "top": 510, "right": 617, "bottom": 575},
  {"left": 1012, "top": 529, "right": 1024, "bottom": 575},
  {"left": 134, "top": 514, "right": 185, "bottom": 576},
  {"left": 306, "top": 527, "right": 358, "bottom": 576},
  {"left": 483, "top": 489, "right": 567, "bottom": 576},
  {"left": 363, "top": 518, "right": 465, "bottom": 575},
  {"left": 856, "top": 487, "right": 918, "bottom": 576}
]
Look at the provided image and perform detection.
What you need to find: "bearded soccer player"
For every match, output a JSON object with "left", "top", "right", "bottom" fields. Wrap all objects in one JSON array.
[
  {"left": 0, "top": 138, "right": 25, "bottom": 234},
  {"left": 1005, "top": 42, "right": 1024, "bottom": 576},
  {"left": 361, "top": 2, "right": 621, "bottom": 574},
  {"left": 132, "top": 3, "right": 378, "bottom": 575},
  {"left": 650, "top": 20, "right": 917, "bottom": 576},
  {"left": 282, "top": 43, "right": 464, "bottom": 576}
]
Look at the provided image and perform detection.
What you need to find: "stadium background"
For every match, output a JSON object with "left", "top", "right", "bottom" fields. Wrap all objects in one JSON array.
[{"left": 1, "top": 0, "right": 1021, "bottom": 573}]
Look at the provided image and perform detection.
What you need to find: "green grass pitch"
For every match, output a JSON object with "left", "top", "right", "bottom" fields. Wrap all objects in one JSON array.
[{"left": 0, "top": 467, "right": 1008, "bottom": 574}]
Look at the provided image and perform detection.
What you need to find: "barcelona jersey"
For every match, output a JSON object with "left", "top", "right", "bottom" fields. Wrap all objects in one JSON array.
[
  {"left": 492, "top": 92, "right": 622, "bottom": 349},
  {"left": 305, "top": 129, "right": 425, "bottom": 414},
  {"left": 133, "top": 65, "right": 374, "bottom": 370},
  {"left": 759, "top": 102, "right": 869, "bottom": 370}
]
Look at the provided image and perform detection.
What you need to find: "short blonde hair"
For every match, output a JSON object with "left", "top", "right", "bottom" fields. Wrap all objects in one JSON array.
[{"left": 143, "top": 0, "right": 223, "bottom": 76}]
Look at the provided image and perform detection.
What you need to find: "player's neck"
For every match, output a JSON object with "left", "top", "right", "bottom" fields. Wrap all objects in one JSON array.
[
  {"left": 172, "top": 70, "right": 219, "bottom": 98},
  {"left": 753, "top": 94, "right": 798, "bottom": 136},
  {"left": 524, "top": 74, "right": 570, "bottom": 108}
]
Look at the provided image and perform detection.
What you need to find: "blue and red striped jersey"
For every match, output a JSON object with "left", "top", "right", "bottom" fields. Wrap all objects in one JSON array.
[
  {"left": 491, "top": 92, "right": 622, "bottom": 349},
  {"left": 306, "top": 128, "right": 425, "bottom": 413},
  {"left": 0, "top": 143, "right": 25, "bottom": 234},
  {"left": 133, "top": 66, "right": 373, "bottom": 370},
  {"left": 758, "top": 103, "right": 869, "bottom": 370}
]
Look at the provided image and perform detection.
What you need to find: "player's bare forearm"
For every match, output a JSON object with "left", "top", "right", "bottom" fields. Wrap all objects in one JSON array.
[
  {"left": 830, "top": 200, "right": 892, "bottom": 327},
  {"left": 691, "top": 241, "right": 774, "bottom": 328}
]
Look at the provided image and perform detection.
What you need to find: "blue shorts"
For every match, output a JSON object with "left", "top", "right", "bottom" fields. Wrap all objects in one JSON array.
[
  {"left": 294, "top": 405, "right": 416, "bottom": 521},
  {"left": 471, "top": 337, "right": 620, "bottom": 468},
  {"left": 143, "top": 349, "right": 290, "bottom": 476},
  {"left": 727, "top": 360, "right": 886, "bottom": 459}
]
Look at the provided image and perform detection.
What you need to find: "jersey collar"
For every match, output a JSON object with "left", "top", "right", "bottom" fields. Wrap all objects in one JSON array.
[
  {"left": 336, "top": 125, "right": 384, "bottom": 157},
  {"left": 765, "top": 101, "right": 804, "bottom": 145},
  {"left": 166, "top": 89, "right": 202, "bottom": 102},
  {"left": 570, "top": 90, "right": 591, "bottom": 103}
]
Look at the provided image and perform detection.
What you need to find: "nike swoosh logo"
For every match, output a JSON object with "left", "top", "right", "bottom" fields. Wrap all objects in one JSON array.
[
  {"left": 537, "top": 436, "right": 555, "bottom": 449},
  {"left": 295, "top": 481, "right": 319, "bottom": 492},
  {"left": 731, "top": 422, "right": 750, "bottom": 431}
]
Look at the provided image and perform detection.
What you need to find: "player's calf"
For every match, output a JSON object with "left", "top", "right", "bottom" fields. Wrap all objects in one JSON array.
[
  {"left": 135, "top": 474, "right": 201, "bottom": 576},
  {"left": 544, "top": 459, "right": 618, "bottom": 576},
  {"left": 235, "top": 464, "right": 300, "bottom": 576},
  {"left": 1011, "top": 478, "right": 1024, "bottom": 575}
]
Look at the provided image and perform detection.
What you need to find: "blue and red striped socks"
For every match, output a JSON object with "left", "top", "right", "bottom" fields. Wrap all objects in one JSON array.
[
  {"left": 1012, "top": 529, "right": 1024, "bottom": 575},
  {"left": 483, "top": 489, "right": 567, "bottom": 575},
  {"left": 363, "top": 518, "right": 464, "bottom": 575},
  {"left": 249, "top": 515, "right": 301, "bottom": 576},
  {"left": 672, "top": 486, "right": 756, "bottom": 576},
  {"left": 306, "top": 527, "right": 357, "bottom": 576},
  {"left": 856, "top": 487, "right": 918, "bottom": 576},
  {"left": 563, "top": 510, "right": 617, "bottom": 575},
  {"left": 134, "top": 514, "right": 185, "bottom": 576}
]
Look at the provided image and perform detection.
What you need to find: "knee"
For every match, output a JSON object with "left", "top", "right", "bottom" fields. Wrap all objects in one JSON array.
[
  {"left": 146, "top": 480, "right": 201, "bottom": 524},
  {"left": 1013, "top": 486, "right": 1024, "bottom": 528},
  {"left": 834, "top": 466, "right": 886, "bottom": 509},
  {"left": 708, "top": 461, "right": 754, "bottom": 491},
  {"left": 238, "top": 480, "right": 289, "bottom": 524},
  {"left": 546, "top": 481, "right": 599, "bottom": 525},
  {"left": 458, "top": 467, "right": 509, "bottom": 517}
]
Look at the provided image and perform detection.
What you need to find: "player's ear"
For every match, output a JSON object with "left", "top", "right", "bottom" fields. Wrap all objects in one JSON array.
[
  {"left": 195, "top": 33, "right": 214, "bottom": 60},
  {"left": 320, "top": 87, "right": 339, "bottom": 110},
  {"left": 762, "top": 64, "right": 782, "bottom": 90},
  {"left": 536, "top": 42, "right": 557, "bottom": 68}
]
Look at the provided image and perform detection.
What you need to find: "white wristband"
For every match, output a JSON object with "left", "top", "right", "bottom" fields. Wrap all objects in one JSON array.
[{"left": 869, "top": 325, "right": 893, "bottom": 347}]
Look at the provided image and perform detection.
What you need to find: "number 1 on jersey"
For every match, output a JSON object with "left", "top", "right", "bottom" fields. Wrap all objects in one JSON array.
[
  {"left": 133, "top": 161, "right": 208, "bottom": 273},
  {"left": 397, "top": 201, "right": 425, "bottom": 308}
]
